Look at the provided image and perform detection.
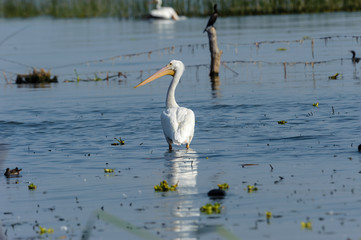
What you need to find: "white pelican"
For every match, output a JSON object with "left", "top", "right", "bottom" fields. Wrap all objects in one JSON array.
[
  {"left": 149, "top": 0, "right": 179, "bottom": 21},
  {"left": 134, "top": 60, "right": 195, "bottom": 150}
]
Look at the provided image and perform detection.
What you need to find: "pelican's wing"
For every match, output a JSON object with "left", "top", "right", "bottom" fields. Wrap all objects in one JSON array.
[{"left": 161, "top": 107, "right": 195, "bottom": 145}]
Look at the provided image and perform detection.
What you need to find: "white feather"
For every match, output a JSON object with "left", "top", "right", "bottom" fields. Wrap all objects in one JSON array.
[{"left": 161, "top": 107, "right": 195, "bottom": 145}]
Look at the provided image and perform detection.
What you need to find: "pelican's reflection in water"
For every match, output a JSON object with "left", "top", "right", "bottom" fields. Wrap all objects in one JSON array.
[
  {"left": 151, "top": 19, "right": 176, "bottom": 40},
  {"left": 164, "top": 149, "right": 200, "bottom": 239}
]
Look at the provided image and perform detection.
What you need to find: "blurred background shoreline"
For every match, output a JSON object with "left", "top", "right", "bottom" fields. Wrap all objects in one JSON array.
[{"left": 1, "top": 0, "right": 361, "bottom": 18}]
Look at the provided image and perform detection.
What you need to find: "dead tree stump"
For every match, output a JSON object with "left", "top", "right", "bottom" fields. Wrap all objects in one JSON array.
[{"left": 206, "top": 26, "right": 222, "bottom": 77}]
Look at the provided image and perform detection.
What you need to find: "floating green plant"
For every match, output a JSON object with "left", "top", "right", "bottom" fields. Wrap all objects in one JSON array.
[
  {"left": 94, "top": 73, "right": 102, "bottom": 81},
  {"left": 112, "top": 137, "right": 125, "bottom": 145},
  {"left": 154, "top": 180, "right": 178, "bottom": 192},
  {"left": 74, "top": 69, "right": 80, "bottom": 82},
  {"left": 247, "top": 185, "right": 258, "bottom": 192},
  {"left": 39, "top": 226, "right": 54, "bottom": 234},
  {"left": 277, "top": 120, "right": 287, "bottom": 125},
  {"left": 328, "top": 73, "right": 340, "bottom": 79},
  {"left": 301, "top": 221, "right": 312, "bottom": 230},
  {"left": 217, "top": 183, "right": 229, "bottom": 190},
  {"left": 28, "top": 183, "right": 37, "bottom": 190},
  {"left": 200, "top": 203, "right": 222, "bottom": 214},
  {"left": 276, "top": 47, "right": 287, "bottom": 51},
  {"left": 104, "top": 168, "right": 114, "bottom": 173},
  {"left": 312, "top": 102, "right": 319, "bottom": 107}
]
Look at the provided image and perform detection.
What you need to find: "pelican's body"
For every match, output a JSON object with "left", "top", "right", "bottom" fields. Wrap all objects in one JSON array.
[
  {"left": 149, "top": 0, "right": 179, "bottom": 20},
  {"left": 135, "top": 60, "right": 195, "bottom": 150}
]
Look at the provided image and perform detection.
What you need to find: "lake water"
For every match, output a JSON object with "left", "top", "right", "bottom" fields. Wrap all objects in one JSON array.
[{"left": 1, "top": 12, "right": 361, "bottom": 240}]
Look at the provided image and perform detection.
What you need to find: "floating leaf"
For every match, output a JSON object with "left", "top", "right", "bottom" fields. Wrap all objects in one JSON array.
[
  {"left": 277, "top": 120, "right": 287, "bottom": 125},
  {"left": 312, "top": 102, "right": 319, "bottom": 107},
  {"left": 276, "top": 48, "right": 287, "bottom": 51},
  {"left": 104, "top": 168, "right": 114, "bottom": 173}
]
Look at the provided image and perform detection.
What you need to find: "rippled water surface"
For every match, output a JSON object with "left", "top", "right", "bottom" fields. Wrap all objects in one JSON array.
[{"left": 1, "top": 12, "right": 361, "bottom": 240}]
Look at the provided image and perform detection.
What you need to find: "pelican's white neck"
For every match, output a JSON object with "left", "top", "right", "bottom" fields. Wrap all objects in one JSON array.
[
  {"left": 156, "top": 0, "right": 162, "bottom": 9},
  {"left": 166, "top": 63, "right": 184, "bottom": 109}
]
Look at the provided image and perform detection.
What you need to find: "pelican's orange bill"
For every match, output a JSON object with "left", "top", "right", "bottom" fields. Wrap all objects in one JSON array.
[{"left": 134, "top": 66, "right": 175, "bottom": 88}]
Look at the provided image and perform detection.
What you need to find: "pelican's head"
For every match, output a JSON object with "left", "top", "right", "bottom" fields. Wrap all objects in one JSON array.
[{"left": 134, "top": 60, "right": 184, "bottom": 88}]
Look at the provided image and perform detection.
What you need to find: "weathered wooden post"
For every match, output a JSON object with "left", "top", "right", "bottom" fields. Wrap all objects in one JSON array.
[{"left": 206, "top": 26, "right": 222, "bottom": 77}]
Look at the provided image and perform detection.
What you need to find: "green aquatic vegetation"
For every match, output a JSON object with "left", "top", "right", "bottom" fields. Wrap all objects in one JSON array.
[
  {"left": 217, "top": 183, "right": 229, "bottom": 190},
  {"left": 247, "top": 185, "right": 258, "bottom": 192},
  {"left": 39, "top": 226, "right": 54, "bottom": 234},
  {"left": 301, "top": 221, "right": 312, "bottom": 229},
  {"left": 276, "top": 47, "right": 287, "bottom": 51},
  {"left": 200, "top": 203, "right": 222, "bottom": 214},
  {"left": 154, "top": 180, "right": 178, "bottom": 192},
  {"left": 112, "top": 137, "right": 125, "bottom": 145},
  {"left": 28, "top": 183, "right": 37, "bottom": 190},
  {"left": 277, "top": 120, "right": 287, "bottom": 125},
  {"left": 94, "top": 73, "right": 102, "bottom": 81},
  {"left": 328, "top": 73, "right": 340, "bottom": 79},
  {"left": 74, "top": 69, "right": 80, "bottom": 82}
]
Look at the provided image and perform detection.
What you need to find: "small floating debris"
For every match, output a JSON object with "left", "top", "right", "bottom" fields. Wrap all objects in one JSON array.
[
  {"left": 247, "top": 185, "right": 258, "bottom": 193},
  {"left": 217, "top": 183, "right": 229, "bottom": 190},
  {"left": 207, "top": 189, "right": 226, "bottom": 198},
  {"left": 241, "top": 163, "right": 259, "bottom": 168},
  {"left": 154, "top": 180, "right": 178, "bottom": 192},
  {"left": 104, "top": 168, "right": 114, "bottom": 173},
  {"left": 28, "top": 183, "right": 37, "bottom": 190},
  {"left": 16, "top": 68, "right": 57, "bottom": 84},
  {"left": 4, "top": 167, "right": 22, "bottom": 178},
  {"left": 301, "top": 221, "right": 312, "bottom": 230},
  {"left": 277, "top": 120, "right": 287, "bottom": 125},
  {"left": 276, "top": 47, "right": 287, "bottom": 51},
  {"left": 328, "top": 73, "right": 340, "bottom": 80},
  {"left": 200, "top": 203, "right": 222, "bottom": 214},
  {"left": 312, "top": 102, "right": 319, "bottom": 107},
  {"left": 358, "top": 144, "right": 361, "bottom": 152},
  {"left": 111, "top": 137, "right": 125, "bottom": 146}
]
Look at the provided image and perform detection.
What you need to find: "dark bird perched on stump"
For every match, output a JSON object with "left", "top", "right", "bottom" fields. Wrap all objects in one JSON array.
[
  {"left": 350, "top": 50, "right": 361, "bottom": 63},
  {"left": 203, "top": 4, "right": 218, "bottom": 33}
]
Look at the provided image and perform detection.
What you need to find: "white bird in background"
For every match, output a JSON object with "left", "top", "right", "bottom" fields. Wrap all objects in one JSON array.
[
  {"left": 149, "top": 0, "right": 179, "bottom": 20},
  {"left": 134, "top": 60, "right": 195, "bottom": 150}
]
